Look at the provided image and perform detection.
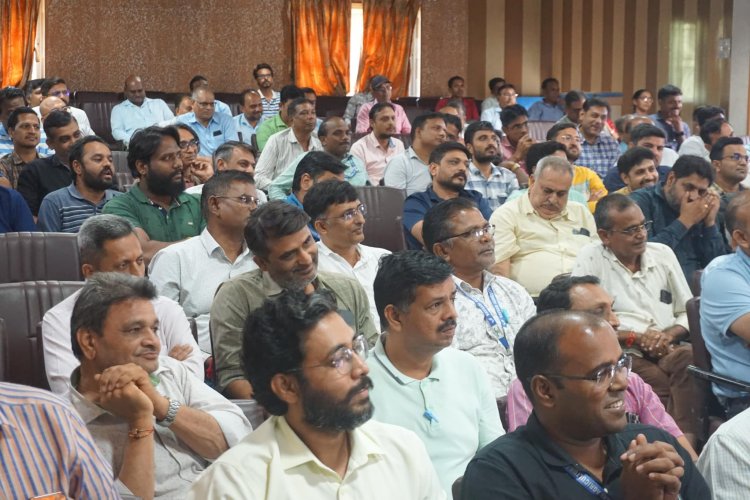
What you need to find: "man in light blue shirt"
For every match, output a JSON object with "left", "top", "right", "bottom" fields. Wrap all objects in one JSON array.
[
  {"left": 233, "top": 89, "right": 264, "bottom": 146},
  {"left": 188, "top": 75, "right": 232, "bottom": 116},
  {"left": 176, "top": 88, "right": 239, "bottom": 156},
  {"left": 110, "top": 75, "right": 174, "bottom": 145},
  {"left": 527, "top": 78, "right": 565, "bottom": 122},
  {"left": 369, "top": 251, "right": 504, "bottom": 498}
]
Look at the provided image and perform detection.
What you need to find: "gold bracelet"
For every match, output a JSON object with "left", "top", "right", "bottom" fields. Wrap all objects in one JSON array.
[{"left": 128, "top": 427, "right": 155, "bottom": 439}]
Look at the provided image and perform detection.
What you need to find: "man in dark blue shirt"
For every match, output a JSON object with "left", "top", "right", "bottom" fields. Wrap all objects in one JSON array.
[{"left": 0, "top": 185, "right": 35, "bottom": 232}]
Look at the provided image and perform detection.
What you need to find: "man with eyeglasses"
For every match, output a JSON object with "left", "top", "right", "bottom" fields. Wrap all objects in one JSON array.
[
  {"left": 190, "top": 289, "right": 445, "bottom": 499},
  {"left": 709, "top": 137, "right": 747, "bottom": 250},
  {"left": 210, "top": 201, "right": 378, "bottom": 400},
  {"left": 402, "top": 141, "right": 492, "bottom": 250},
  {"left": 480, "top": 83, "right": 519, "bottom": 130},
  {"left": 572, "top": 194, "right": 697, "bottom": 448},
  {"left": 356, "top": 75, "right": 411, "bottom": 135},
  {"left": 303, "top": 180, "right": 390, "bottom": 327},
  {"left": 423, "top": 198, "right": 535, "bottom": 400},
  {"left": 252, "top": 63, "right": 280, "bottom": 121},
  {"left": 368, "top": 251, "right": 503, "bottom": 497},
  {"left": 461, "top": 309, "right": 710, "bottom": 500},
  {"left": 149, "top": 171, "right": 258, "bottom": 356},
  {"left": 630, "top": 154, "right": 726, "bottom": 279},
  {"left": 175, "top": 87, "right": 239, "bottom": 156},
  {"left": 38, "top": 77, "right": 95, "bottom": 136}
]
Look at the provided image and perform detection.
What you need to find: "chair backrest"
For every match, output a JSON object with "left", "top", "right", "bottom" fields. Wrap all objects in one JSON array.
[
  {"left": 0, "top": 281, "right": 85, "bottom": 387},
  {"left": 0, "top": 232, "right": 83, "bottom": 283},
  {"left": 354, "top": 186, "right": 407, "bottom": 252},
  {"left": 690, "top": 269, "right": 704, "bottom": 297},
  {"left": 527, "top": 121, "right": 557, "bottom": 142},
  {"left": 230, "top": 399, "right": 268, "bottom": 429},
  {"left": 0, "top": 319, "right": 5, "bottom": 381},
  {"left": 686, "top": 296, "right": 711, "bottom": 370}
]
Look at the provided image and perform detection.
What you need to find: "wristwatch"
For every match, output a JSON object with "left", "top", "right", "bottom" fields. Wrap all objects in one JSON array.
[
  {"left": 157, "top": 397, "right": 181, "bottom": 427},
  {"left": 508, "top": 162, "right": 521, "bottom": 173}
]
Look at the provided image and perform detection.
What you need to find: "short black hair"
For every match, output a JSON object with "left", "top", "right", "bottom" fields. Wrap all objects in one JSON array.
[
  {"left": 69, "top": 136, "right": 110, "bottom": 169},
  {"left": 40, "top": 77, "right": 66, "bottom": 96},
  {"left": 411, "top": 112, "right": 446, "bottom": 142},
  {"left": 291, "top": 151, "right": 347, "bottom": 193},
  {"left": 252, "top": 63, "right": 274, "bottom": 79},
  {"left": 546, "top": 122, "right": 578, "bottom": 142},
  {"left": 701, "top": 118, "right": 729, "bottom": 147},
  {"left": 583, "top": 97, "right": 609, "bottom": 113},
  {"left": 174, "top": 93, "right": 192, "bottom": 110},
  {"left": 369, "top": 102, "right": 395, "bottom": 121},
  {"left": 127, "top": 126, "right": 181, "bottom": 178},
  {"left": 671, "top": 154, "right": 714, "bottom": 183},
  {"left": 442, "top": 113, "right": 463, "bottom": 134},
  {"left": 201, "top": 170, "right": 255, "bottom": 219},
  {"left": 43, "top": 109, "right": 77, "bottom": 138},
  {"left": 374, "top": 251, "right": 454, "bottom": 331},
  {"left": 464, "top": 121, "right": 495, "bottom": 145},
  {"left": 244, "top": 201, "right": 310, "bottom": 258},
  {"left": 448, "top": 75, "right": 464, "bottom": 88},
  {"left": 280, "top": 85, "right": 304, "bottom": 105},
  {"left": 302, "top": 180, "right": 359, "bottom": 222},
  {"left": 174, "top": 123, "right": 198, "bottom": 141},
  {"left": 541, "top": 77, "right": 559, "bottom": 89},
  {"left": 632, "top": 88, "right": 649, "bottom": 100},
  {"left": 500, "top": 104, "right": 528, "bottom": 128},
  {"left": 657, "top": 84, "right": 682, "bottom": 101},
  {"left": 616, "top": 146, "right": 655, "bottom": 176},
  {"left": 488, "top": 77, "right": 505, "bottom": 91},
  {"left": 0, "top": 86, "right": 25, "bottom": 111},
  {"left": 188, "top": 75, "right": 208, "bottom": 91},
  {"left": 24, "top": 78, "right": 44, "bottom": 96},
  {"left": 630, "top": 123, "right": 665, "bottom": 144},
  {"left": 536, "top": 274, "right": 601, "bottom": 313},
  {"left": 242, "top": 289, "right": 338, "bottom": 416},
  {"left": 422, "top": 198, "right": 478, "bottom": 253},
  {"left": 212, "top": 140, "right": 256, "bottom": 168},
  {"left": 525, "top": 141, "right": 567, "bottom": 175},
  {"left": 287, "top": 98, "right": 313, "bottom": 118},
  {"left": 694, "top": 105, "right": 725, "bottom": 127},
  {"left": 7, "top": 106, "right": 38, "bottom": 129},
  {"left": 317, "top": 116, "right": 345, "bottom": 138},
  {"left": 429, "top": 141, "right": 469, "bottom": 165},
  {"left": 564, "top": 90, "right": 586, "bottom": 107},
  {"left": 593, "top": 193, "right": 637, "bottom": 231},
  {"left": 710, "top": 136, "right": 745, "bottom": 162}
]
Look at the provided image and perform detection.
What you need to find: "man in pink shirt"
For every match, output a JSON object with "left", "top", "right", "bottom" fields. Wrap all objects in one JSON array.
[
  {"left": 355, "top": 75, "right": 411, "bottom": 135},
  {"left": 505, "top": 274, "right": 698, "bottom": 460},
  {"left": 350, "top": 102, "right": 405, "bottom": 185}
]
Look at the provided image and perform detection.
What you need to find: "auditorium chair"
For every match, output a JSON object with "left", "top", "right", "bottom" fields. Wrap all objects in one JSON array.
[
  {"left": 0, "top": 232, "right": 83, "bottom": 283},
  {"left": 0, "top": 319, "right": 5, "bottom": 381},
  {"left": 0, "top": 281, "right": 84, "bottom": 387},
  {"left": 354, "top": 186, "right": 407, "bottom": 252},
  {"left": 527, "top": 121, "right": 556, "bottom": 142}
]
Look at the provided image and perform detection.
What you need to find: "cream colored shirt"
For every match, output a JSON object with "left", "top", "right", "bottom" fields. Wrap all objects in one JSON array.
[
  {"left": 571, "top": 241, "right": 691, "bottom": 333},
  {"left": 188, "top": 415, "right": 446, "bottom": 500},
  {"left": 490, "top": 194, "right": 597, "bottom": 296}
]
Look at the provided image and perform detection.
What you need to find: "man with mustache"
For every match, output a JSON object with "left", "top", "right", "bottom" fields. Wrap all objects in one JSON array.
[
  {"left": 38, "top": 136, "right": 120, "bottom": 232},
  {"left": 465, "top": 121, "right": 522, "bottom": 210},
  {"left": 368, "top": 251, "right": 504, "bottom": 497},
  {"left": 68, "top": 273, "right": 252, "bottom": 499},
  {"left": 103, "top": 126, "right": 204, "bottom": 262},
  {"left": 650, "top": 84, "right": 691, "bottom": 150},
  {"left": 603, "top": 123, "right": 675, "bottom": 192},
  {"left": 402, "top": 141, "right": 492, "bottom": 249},
  {"left": 614, "top": 146, "right": 659, "bottom": 195},
  {"left": 190, "top": 290, "right": 445, "bottom": 499},
  {"left": 576, "top": 97, "right": 621, "bottom": 178},
  {"left": 210, "top": 201, "right": 378, "bottom": 399},
  {"left": 0, "top": 106, "right": 42, "bottom": 189},
  {"left": 350, "top": 102, "right": 405, "bottom": 186}
]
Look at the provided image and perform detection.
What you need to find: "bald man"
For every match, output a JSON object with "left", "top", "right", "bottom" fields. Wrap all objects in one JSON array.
[
  {"left": 39, "top": 96, "right": 68, "bottom": 122},
  {"left": 111, "top": 75, "right": 174, "bottom": 145}
]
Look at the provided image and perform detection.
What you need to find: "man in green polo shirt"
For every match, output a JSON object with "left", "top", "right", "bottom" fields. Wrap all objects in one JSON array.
[
  {"left": 254, "top": 85, "right": 304, "bottom": 152},
  {"left": 210, "top": 200, "right": 378, "bottom": 400},
  {"left": 103, "top": 126, "right": 203, "bottom": 262}
]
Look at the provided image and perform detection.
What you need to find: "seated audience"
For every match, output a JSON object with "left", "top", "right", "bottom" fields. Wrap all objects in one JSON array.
[
  {"left": 697, "top": 406, "right": 750, "bottom": 497},
  {"left": 614, "top": 146, "right": 659, "bottom": 195},
  {"left": 0, "top": 381, "right": 119, "bottom": 499},
  {"left": 103, "top": 126, "right": 204, "bottom": 262},
  {"left": 632, "top": 88, "right": 654, "bottom": 116},
  {"left": 678, "top": 106, "right": 727, "bottom": 160},
  {"left": 187, "top": 75, "right": 232, "bottom": 116},
  {"left": 527, "top": 77, "right": 565, "bottom": 121},
  {"left": 498, "top": 104, "right": 534, "bottom": 172},
  {"left": 700, "top": 191, "right": 750, "bottom": 418},
  {"left": 434, "top": 75, "right": 479, "bottom": 121},
  {"left": 0, "top": 184, "right": 35, "bottom": 232},
  {"left": 464, "top": 121, "right": 521, "bottom": 210},
  {"left": 370, "top": 251, "right": 504, "bottom": 496},
  {"left": 38, "top": 136, "right": 119, "bottom": 232},
  {"left": 402, "top": 141, "right": 492, "bottom": 249},
  {"left": 176, "top": 87, "right": 239, "bottom": 156},
  {"left": 630, "top": 154, "right": 725, "bottom": 279},
  {"left": 17, "top": 110, "right": 82, "bottom": 216},
  {"left": 173, "top": 93, "right": 193, "bottom": 116},
  {"left": 480, "top": 76, "right": 505, "bottom": 113},
  {"left": 189, "top": 290, "right": 444, "bottom": 499},
  {"left": 43, "top": 214, "right": 203, "bottom": 396},
  {"left": 423, "top": 198, "right": 536, "bottom": 398},
  {"left": 505, "top": 274, "right": 698, "bottom": 459},
  {"left": 253, "top": 63, "right": 280, "bottom": 120},
  {"left": 210, "top": 201, "right": 378, "bottom": 399},
  {"left": 650, "top": 84, "right": 691, "bottom": 150},
  {"left": 233, "top": 88, "right": 264, "bottom": 145},
  {"left": 576, "top": 97, "right": 621, "bottom": 177},
  {"left": 254, "top": 97, "right": 322, "bottom": 190},
  {"left": 480, "top": 83, "right": 518, "bottom": 129},
  {"left": 149, "top": 171, "right": 259, "bottom": 356},
  {"left": 303, "top": 180, "right": 390, "bottom": 326},
  {"left": 23, "top": 78, "right": 45, "bottom": 107},
  {"left": 356, "top": 75, "right": 411, "bottom": 134},
  {"left": 572, "top": 194, "right": 696, "bottom": 444},
  {"left": 603, "top": 122, "right": 675, "bottom": 191},
  {"left": 255, "top": 84, "right": 304, "bottom": 152},
  {"left": 461, "top": 310, "right": 709, "bottom": 499},
  {"left": 175, "top": 123, "right": 213, "bottom": 188},
  {"left": 110, "top": 75, "right": 174, "bottom": 146},
  {"left": 283, "top": 150, "right": 347, "bottom": 209},
  {"left": 442, "top": 111, "right": 464, "bottom": 143},
  {"left": 556, "top": 89, "right": 586, "bottom": 126},
  {"left": 38, "top": 77, "right": 95, "bottom": 136},
  {"left": 0, "top": 106, "right": 42, "bottom": 188},
  {"left": 490, "top": 155, "right": 597, "bottom": 296},
  {"left": 383, "top": 112, "right": 447, "bottom": 195},
  {"left": 268, "top": 117, "right": 367, "bottom": 199},
  {"left": 343, "top": 83, "right": 374, "bottom": 127},
  {"left": 350, "top": 102, "right": 405, "bottom": 185},
  {"left": 710, "top": 136, "right": 747, "bottom": 197},
  {"left": 68, "top": 272, "right": 252, "bottom": 499}
]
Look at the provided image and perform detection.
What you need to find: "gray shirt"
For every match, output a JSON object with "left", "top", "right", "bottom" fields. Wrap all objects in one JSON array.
[{"left": 383, "top": 147, "right": 430, "bottom": 195}]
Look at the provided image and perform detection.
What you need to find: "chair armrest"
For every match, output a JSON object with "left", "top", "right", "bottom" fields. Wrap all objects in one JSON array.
[{"left": 687, "top": 364, "right": 750, "bottom": 392}]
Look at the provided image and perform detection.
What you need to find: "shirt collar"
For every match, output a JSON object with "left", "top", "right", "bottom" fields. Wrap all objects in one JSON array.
[
  {"left": 68, "top": 368, "right": 115, "bottom": 423},
  {"left": 129, "top": 182, "right": 187, "bottom": 208},
  {"left": 371, "top": 335, "right": 441, "bottom": 384},
  {"left": 468, "top": 162, "right": 502, "bottom": 178},
  {"left": 199, "top": 227, "right": 250, "bottom": 259},
  {"left": 599, "top": 242, "right": 657, "bottom": 272},
  {"left": 121, "top": 97, "right": 150, "bottom": 108},
  {"left": 452, "top": 270, "right": 498, "bottom": 293}
]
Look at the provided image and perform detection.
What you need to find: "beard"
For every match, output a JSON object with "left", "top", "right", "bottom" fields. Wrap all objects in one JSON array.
[
  {"left": 475, "top": 152, "right": 503, "bottom": 164},
  {"left": 147, "top": 167, "right": 185, "bottom": 197},
  {"left": 82, "top": 168, "right": 114, "bottom": 191},
  {"left": 299, "top": 375, "right": 374, "bottom": 432}
]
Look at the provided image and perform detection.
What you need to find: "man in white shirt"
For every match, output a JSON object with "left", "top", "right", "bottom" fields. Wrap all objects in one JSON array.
[
  {"left": 302, "top": 180, "right": 390, "bottom": 327},
  {"left": 189, "top": 289, "right": 445, "bottom": 500},
  {"left": 697, "top": 406, "right": 750, "bottom": 498},
  {"left": 42, "top": 214, "right": 204, "bottom": 397},
  {"left": 350, "top": 102, "right": 405, "bottom": 185},
  {"left": 149, "top": 171, "right": 259, "bottom": 356},
  {"left": 423, "top": 197, "right": 535, "bottom": 398},
  {"left": 110, "top": 75, "right": 174, "bottom": 146},
  {"left": 39, "top": 77, "right": 95, "bottom": 136}
]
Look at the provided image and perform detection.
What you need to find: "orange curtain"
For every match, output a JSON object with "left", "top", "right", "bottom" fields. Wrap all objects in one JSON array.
[
  {"left": 291, "top": 0, "right": 351, "bottom": 96},
  {"left": 356, "top": 0, "right": 420, "bottom": 98},
  {"left": 0, "top": 0, "right": 40, "bottom": 87}
]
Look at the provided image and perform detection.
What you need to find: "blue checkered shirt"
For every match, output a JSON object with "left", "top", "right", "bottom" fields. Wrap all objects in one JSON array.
[
  {"left": 577, "top": 133, "right": 621, "bottom": 177},
  {"left": 466, "top": 163, "right": 519, "bottom": 211}
]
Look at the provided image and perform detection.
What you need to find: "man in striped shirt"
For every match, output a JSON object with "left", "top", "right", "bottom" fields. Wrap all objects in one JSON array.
[
  {"left": 38, "top": 136, "right": 120, "bottom": 232},
  {"left": 0, "top": 381, "right": 119, "bottom": 499}
]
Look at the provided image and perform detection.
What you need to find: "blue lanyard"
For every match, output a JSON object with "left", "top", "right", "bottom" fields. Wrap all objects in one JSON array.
[
  {"left": 563, "top": 465, "right": 613, "bottom": 500},
  {"left": 458, "top": 285, "right": 511, "bottom": 349}
]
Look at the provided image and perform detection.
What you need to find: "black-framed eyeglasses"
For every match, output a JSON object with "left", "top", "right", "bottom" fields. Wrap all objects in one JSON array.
[
  {"left": 542, "top": 354, "right": 632, "bottom": 388},
  {"left": 215, "top": 195, "right": 259, "bottom": 206},
  {"left": 723, "top": 153, "right": 750, "bottom": 163},
  {"left": 437, "top": 224, "right": 495, "bottom": 243},
  {"left": 287, "top": 335, "right": 369, "bottom": 376},
  {"left": 179, "top": 139, "right": 200, "bottom": 149},
  {"left": 320, "top": 203, "right": 367, "bottom": 222},
  {"left": 49, "top": 89, "right": 70, "bottom": 97},
  {"left": 609, "top": 220, "right": 653, "bottom": 236}
]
